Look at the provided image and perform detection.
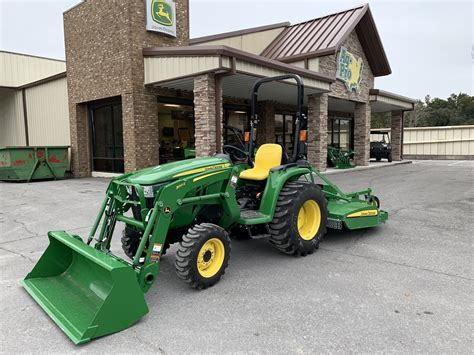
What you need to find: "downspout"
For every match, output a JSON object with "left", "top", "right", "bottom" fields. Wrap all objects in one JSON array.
[{"left": 21, "top": 88, "right": 29, "bottom": 146}]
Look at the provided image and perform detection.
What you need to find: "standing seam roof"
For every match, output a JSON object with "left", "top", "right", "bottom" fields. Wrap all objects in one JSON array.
[
  {"left": 260, "top": 4, "right": 391, "bottom": 76},
  {"left": 262, "top": 6, "right": 366, "bottom": 60}
]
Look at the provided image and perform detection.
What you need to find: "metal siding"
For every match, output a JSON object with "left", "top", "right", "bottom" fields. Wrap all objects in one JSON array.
[
  {"left": 0, "top": 88, "right": 26, "bottom": 146},
  {"left": 382, "top": 126, "right": 474, "bottom": 157},
  {"left": 0, "top": 52, "right": 66, "bottom": 87},
  {"left": 262, "top": 7, "right": 364, "bottom": 59},
  {"left": 193, "top": 27, "right": 286, "bottom": 55},
  {"left": 144, "top": 56, "right": 223, "bottom": 84},
  {"left": 25, "top": 77, "right": 70, "bottom": 146}
]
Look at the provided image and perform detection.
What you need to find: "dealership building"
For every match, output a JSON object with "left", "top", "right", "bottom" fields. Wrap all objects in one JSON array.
[{"left": 0, "top": 1, "right": 415, "bottom": 176}]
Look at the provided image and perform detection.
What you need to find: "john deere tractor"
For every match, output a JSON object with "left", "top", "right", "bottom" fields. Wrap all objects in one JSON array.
[{"left": 22, "top": 75, "right": 388, "bottom": 344}]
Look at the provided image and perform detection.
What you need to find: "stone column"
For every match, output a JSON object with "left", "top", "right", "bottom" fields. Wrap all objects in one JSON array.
[
  {"left": 122, "top": 89, "right": 160, "bottom": 172},
  {"left": 354, "top": 102, "right": 370, "bottom": 166},
  {"left": 391, "top": 110, "right": 403, "bottom": 161},
  {"left": 69, "top": 103, "right": 91, "bottom": 177},
  {"left": 307, "top": 93, "right": 328, "bottom": 171},
  {"left": 256, "top": 101, "right": 276, "bottom": 147},
  {"left": 193, "top": 74, "right": 223, "bottom": 156}
]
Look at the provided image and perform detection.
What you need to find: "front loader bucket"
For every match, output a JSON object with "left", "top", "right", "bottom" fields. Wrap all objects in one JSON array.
[{"left": 22, "top": 231, "right": 148, "bottom": 344}]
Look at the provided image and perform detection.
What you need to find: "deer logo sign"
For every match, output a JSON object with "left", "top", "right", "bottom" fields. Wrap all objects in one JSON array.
[
  {"left": 336, "top": 47, "right": 364, "bottom": 93},
  {"left": 151, "top": 0, "right": 174, "bottom": 26}
]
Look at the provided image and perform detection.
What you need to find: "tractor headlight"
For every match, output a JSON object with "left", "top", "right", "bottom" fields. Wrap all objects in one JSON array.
[
  {"left": 382, "top": 143, "right": 388, "bottom": 148},
  {"left": 143, "top": 185, "right": 154, "bottom": 198}
]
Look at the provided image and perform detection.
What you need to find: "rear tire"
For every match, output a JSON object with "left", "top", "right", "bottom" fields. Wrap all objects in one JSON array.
[
  {"left": 269, "top": 181, "right": 328, "bottom": 256},
  {"left": 387, "top": 152, "right": 393, "bottom": 162},
  {"left": 175, "top": 223, "right": 231, "bottom": 289}
]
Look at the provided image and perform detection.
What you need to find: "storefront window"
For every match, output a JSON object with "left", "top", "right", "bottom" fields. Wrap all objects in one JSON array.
[
  {"left": 328, "top": 117, "right": 353, "bottom": 152},
  {"left": 275, "top": 113, "right": 294, "bottom": 152},
  {"left": 90, "top": 100, "right": 124, "bottom": 173},
  {"left": 158, "top": 101, "right": 194, "bottom": 163},
  {"left": 224, "top": 107, "right": 249, "bottom": 147}
]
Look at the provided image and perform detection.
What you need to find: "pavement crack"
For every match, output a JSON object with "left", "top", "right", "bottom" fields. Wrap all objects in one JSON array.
[
  {"left": 0, "top": 245, "right": 35, "bottom": 263},
  {"left": 12, "top": 219, "right": 39, "bottom": 238},
  {"left": 319, "top": 246, "right": 473, "bottom": 281}
]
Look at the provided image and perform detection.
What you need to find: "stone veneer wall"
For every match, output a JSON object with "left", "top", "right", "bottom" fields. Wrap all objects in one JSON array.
[
  {"left": 193, "top": 74, "right": 223, "bottom": 156},
  {"left": 307, "top": 94, "right": 328, "bottom": 170},
  {"left": 64, "top": 0, "right": 189, "bottom": 176},
  {"left": 391, "top": 111, "right": 403, "bottom": 161},
  {"left": 318, "top": 30, "right": 374, "bottom": 166},
  {"left": 319, "top": 31, "right": 374, "bottom": 103},
  {"left": 353, "top": 102, "right": 371, "bottom": 165}
]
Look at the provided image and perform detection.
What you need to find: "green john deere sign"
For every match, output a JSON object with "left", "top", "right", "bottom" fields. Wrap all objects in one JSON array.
[
  {"left": 146, "top": 0, "right": 177, "bottom": 37},
  {"left": 336, "top": 47, "right": 364, "bottom": 93}
]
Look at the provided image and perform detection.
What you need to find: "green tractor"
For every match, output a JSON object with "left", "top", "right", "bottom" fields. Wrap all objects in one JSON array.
[{"left": 22, "top": 75, "right": 388, "bottom": 344}]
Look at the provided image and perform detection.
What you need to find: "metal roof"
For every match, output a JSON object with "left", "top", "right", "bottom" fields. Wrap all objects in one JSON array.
[{"left": 261, "top": 4, "right": 391, "bottom": 76}]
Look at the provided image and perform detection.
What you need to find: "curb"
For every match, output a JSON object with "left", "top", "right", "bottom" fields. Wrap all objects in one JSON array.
[{"left": 323, "top": 160, "right": 412, "bottom": 175}]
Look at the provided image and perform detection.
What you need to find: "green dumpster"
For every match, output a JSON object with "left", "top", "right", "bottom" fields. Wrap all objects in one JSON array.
[{"left": 0, "top": 146, "right": 69, "bottom": 182}]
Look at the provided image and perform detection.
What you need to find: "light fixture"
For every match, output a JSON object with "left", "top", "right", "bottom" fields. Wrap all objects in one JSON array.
[
  {"left": 163, "top": 103, "right": 181, "bottom": 108},
  {"left": 234, "top": 110, "right": 247, "bottom": 114}
]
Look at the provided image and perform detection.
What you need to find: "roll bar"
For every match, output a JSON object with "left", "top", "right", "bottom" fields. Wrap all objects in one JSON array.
[{"left": 248, "top": 74, "right": 306, "bottom": 165}]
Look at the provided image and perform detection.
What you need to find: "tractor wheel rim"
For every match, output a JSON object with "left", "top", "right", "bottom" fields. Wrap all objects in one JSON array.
[
  {"left": 297, "top": 200, "right": 321, "bottom": 241},
  {"left": 197, "top": 238, "right": 225, "bottom": 278}
]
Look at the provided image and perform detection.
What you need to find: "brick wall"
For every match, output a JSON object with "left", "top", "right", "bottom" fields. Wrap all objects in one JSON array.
[
  {"left": 354, "top": 102, "right": 371, "bottom": 165},
  {"left": 64, "top": 0, "right": 189, "bottom": 176}
]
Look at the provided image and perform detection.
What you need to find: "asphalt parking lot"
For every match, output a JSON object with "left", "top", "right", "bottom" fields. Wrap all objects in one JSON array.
[{"left": 1, "top": 160, "right": 473, "bottom": 353}]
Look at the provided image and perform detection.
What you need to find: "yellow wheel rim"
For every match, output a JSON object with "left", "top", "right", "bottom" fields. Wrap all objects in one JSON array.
[
  {"left": 196, "top": 238, "right": 225, "bottom": 278},
  {"left": 297, "top": 200, "right": 321, "bottom": 241}
]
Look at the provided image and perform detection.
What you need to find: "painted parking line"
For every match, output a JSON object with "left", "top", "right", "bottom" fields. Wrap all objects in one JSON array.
[{"left": 448, "top": 161, "right": 466, "bottom": 166}]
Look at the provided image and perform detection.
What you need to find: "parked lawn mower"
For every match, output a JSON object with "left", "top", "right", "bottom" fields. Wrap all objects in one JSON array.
[{"left": 22, "top": 75, "right": 388, "bottom": 344}]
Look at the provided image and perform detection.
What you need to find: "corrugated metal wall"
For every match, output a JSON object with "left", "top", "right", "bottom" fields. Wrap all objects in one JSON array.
[
  {"left": 25, "top": 77, "right": 70, "bottom": 146},
  {"left": 372, "top": 126, "right": 474, "bottom": 159},
  {"left": 0, "top": 77, "right": 69, "bottom": 147},
  {"left": 0, "top": 51, "right": 66, "bottom": 87},
  {"left": 0, "top": 88, "right": 26, "bottom": 146},
  {"left": 403, "top": 125, "right": 474, "bottom": 158}
]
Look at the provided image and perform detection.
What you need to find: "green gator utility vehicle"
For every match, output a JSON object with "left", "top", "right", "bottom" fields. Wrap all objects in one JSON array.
[{"left": 23, "top": 75, "right": 388, "bottom": 344}]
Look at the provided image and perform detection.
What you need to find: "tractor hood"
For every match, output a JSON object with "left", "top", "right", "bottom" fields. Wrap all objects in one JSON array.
[{"left": 122, "top": 156, "right": 232, "bottom": 185}]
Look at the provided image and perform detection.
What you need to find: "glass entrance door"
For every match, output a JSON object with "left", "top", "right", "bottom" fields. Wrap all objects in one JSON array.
[
  {"left": 328, "top": 117, "right": 353, "bottom": 152},
  {"left": 90, "top": 100, "right": 124, "bottom": 173}
]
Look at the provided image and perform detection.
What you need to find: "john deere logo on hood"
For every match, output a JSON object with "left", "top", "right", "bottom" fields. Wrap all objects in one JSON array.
[
  {"left": 336, "top": 47, "right": 364, "bottom": 93},
  {"left": 146, "top": 0, "right": 177, "bottom": 37}
]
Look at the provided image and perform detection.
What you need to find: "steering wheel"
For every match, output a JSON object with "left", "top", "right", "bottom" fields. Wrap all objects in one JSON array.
[{"left": 223, "top": 144, "right": 248, "bottom": 162}]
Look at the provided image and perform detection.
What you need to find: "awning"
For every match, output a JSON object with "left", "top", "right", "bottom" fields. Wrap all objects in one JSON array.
[
  {"left": 370, "top": 89, "right": 415, "bottom": 112},
  {"left": 143, "top": 45, "right": 334, "bottom": 105}
]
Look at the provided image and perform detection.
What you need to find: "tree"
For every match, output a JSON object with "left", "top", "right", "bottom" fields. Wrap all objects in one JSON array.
[{"left": 372, "top": 93, "right": 473, "bottom": 128}]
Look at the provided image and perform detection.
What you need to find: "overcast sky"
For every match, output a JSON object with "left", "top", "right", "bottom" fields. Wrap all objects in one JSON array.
[{"left": 0, "top": 0, "right": 472, "bottom": 100}]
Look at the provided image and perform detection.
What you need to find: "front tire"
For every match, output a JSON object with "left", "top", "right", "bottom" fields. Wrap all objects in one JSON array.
[
  {"left": 175, "top": 223, "right": 231, "bottom": 289},
  {"left": 269, "top": 181, "right": 328, "bottom": 256}
]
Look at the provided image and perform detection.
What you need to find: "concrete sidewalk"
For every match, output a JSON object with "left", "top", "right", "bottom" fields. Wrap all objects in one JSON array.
[{"left": 325, "top": 159, "right": 411, "bottom": 175}]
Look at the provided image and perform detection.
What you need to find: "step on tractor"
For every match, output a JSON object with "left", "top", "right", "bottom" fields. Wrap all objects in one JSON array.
[{"left": 22, "top": 75, "right": 388, "bottom": 344}]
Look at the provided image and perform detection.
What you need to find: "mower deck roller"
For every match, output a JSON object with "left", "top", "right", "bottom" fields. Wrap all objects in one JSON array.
[{"left": 22, "top": 231, "right": 148, "bottom": 344}]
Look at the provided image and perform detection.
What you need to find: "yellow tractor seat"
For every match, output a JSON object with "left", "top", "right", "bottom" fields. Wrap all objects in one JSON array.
[{"left": 239, "top": 144, "right": 283, "bottom": 181}]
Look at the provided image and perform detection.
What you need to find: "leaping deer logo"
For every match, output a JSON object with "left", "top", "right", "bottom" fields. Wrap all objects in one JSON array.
[
  {"left": 156, "top": 4, "right": 172, "bottom": 24},
  {"left": 151, "top": 0, "right": 173, "bottom": 26}
]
